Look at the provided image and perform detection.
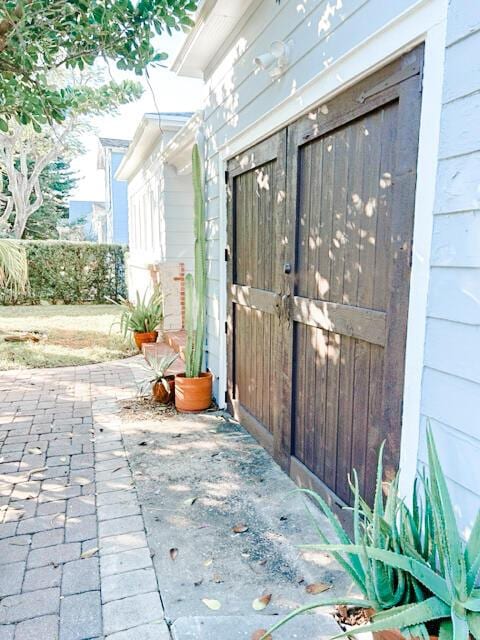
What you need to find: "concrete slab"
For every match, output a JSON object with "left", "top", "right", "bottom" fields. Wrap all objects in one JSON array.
[
  {"left": 171, "top": 613, "right": 340, "bottom": 639},
  {"left": 119, "top": 405, "right": 352, "bottom": 632}
]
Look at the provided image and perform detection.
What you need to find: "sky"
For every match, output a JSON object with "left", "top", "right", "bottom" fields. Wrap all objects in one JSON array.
[{"left": 70, "top": 31, "right": 204, "bottom": 202}]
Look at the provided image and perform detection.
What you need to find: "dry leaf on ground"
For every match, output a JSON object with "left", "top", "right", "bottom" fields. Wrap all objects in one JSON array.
[
  {"left": 252, "top": 594, "right": 272, "bottom": 611},
  {"left": 251, "top": 630, "right": 272, "bottom": 640},
  {"left": 306, "top": 582, "right": 331, "bottom": 595},
  {"left": 232, "top": 523, "right": 249, "bottom": 534},
  {"left": 169, "top": 548, "right": 178, "bottom": 560},
  {"left": 81, "top": 547, "right": 99, "bottom": 559},
  {"left": 28, "top": 447, "right": 42, "bottom": 455}
]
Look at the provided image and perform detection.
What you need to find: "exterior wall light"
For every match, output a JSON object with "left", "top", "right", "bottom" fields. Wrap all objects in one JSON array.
[{"left": 253, "top": 40, "right": 290, "bottom": 79}]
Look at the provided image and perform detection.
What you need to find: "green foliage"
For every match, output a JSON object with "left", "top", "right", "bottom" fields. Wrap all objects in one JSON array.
[
  {"left": 141, "top": 351, "right": 179, "bottom": 393},
  {"left": 0, "top": 238, "right": 27, "bottom": 293},
  {"left": 184, "top": 143, "right": 206, "bottom": 378},
  {"left": 0, "top": 241, "right": 126, "bottom": 304},
  {"left": 20, "top": 159, "right": 78, "bottom": 239},
  {"left": 0, "top": 1, "right": 197, "bottom": 126},
  {"left": 263, "top": 427, "right": 480, "bottom": 640},
  {"left": 110, "top": 288, "right": 164, "bottom": 336}
]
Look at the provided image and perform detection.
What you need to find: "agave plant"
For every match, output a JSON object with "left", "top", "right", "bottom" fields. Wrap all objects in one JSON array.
[
  {"left": 140, "top": 352, "right": 179, "bottom": 394},
  {"left": 263, "top": 428, "right": 480, "bottom": 640}
]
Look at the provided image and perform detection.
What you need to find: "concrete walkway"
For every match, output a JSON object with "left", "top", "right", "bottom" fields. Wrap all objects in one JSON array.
[{"left": 0, "top": 358, "right": 346, "bottom": 640}]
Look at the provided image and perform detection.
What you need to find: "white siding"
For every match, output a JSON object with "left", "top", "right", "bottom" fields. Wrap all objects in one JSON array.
[{"left": 420, "top": 0, "right": 480, "bottom": 534}]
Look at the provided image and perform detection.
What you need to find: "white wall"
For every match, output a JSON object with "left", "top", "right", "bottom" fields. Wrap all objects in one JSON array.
[
  {"left": 125, "top": 135, "right": 194, "bottom": 330},
  {"left": 418, "top": 0, "right": 480, "bottom": 536}
]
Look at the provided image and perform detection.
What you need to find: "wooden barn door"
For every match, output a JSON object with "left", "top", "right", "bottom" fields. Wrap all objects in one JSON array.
[
  {"left": 226, "top": 131, "right": 287, "bottom": 457},
  {"left": 227, "top": 45, "right": 424, "bottom": 507}
]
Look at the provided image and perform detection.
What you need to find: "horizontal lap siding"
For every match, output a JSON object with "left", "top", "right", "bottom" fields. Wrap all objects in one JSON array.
[
  {"left": 420, "top": 2, "right": 480, "bottom": 534},
  {"left": 202, "top": 0, "right": 419, "bottom": 393}
]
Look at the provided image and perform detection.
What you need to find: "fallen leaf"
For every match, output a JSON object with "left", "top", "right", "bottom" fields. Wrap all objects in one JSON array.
[
  {"left": 251, "top": 630, "right": 272, "bottom": 640},
  {"left": 138, "top": 441, "right": 148, "bottom": 446},
  {"left": 306, "top": 582, "right": 331, "bottom": 595},
  {"left": 258, "top": 559, "right": 267, "bottom": 566},
  {"left": 184, "top": 497, "right": 198, "bottom": 506},
  {"left": 60, "top": 457, "right": 68, "bottom": 463},
  {"left": 193, "top": 578, "right": 203, "bottom": 587},
  {"left": 212, "top": 574, "right": 223, "bottom": 584},
  {"left": 203, "top": 559, "right": 213, "bottom": 567},
  {"left": 202, "top": 598, "right": 221, "bottom": 610},
  {"left": 170, "top": 548, "right": 178, "bottom": 561},
  {"left": 232, "top": 523, "right": 249, "bottom": 534},
  {"left": 81, "top": 547, "right": 99, "bottom": 559},
  {"left": 252, "top": 594, "right": 272, "bottom": 611},
  {"left": 28, "top": 447, "right": 42, "bottom": 455}
]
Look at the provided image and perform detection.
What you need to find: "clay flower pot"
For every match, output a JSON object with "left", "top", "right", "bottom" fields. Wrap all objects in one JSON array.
[
  {"left": 133, "top": 330, "right": 158, "bottom": 351},
  {"left": 174, "top": 371, "right": 213, "bottom": 413},
  {"left": 152, "top": 376, "right": 175, "bottom": 404}
]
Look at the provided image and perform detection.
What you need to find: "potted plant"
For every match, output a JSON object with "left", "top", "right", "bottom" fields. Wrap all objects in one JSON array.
[
  {"left": 175, "top": 143, "right": 213, "bottom": 412},
  {"left": 261, "top": 427, "right": 480, "bottom": 640},
  {"left": 110, "top": 287, "right": 164, "bottom": 350},
  {"left": 142, "top": 352, "right": 179, "bottom": 403}
]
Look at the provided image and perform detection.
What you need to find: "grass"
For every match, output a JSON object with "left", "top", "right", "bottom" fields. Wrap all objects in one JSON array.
[{"left": 0, "top": 304, "right": 136, "bottom": 370}]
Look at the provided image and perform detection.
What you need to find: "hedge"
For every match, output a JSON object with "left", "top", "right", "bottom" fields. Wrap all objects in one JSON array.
[{"left": 1, "top": 241, "right": 127, "bottom": 305}]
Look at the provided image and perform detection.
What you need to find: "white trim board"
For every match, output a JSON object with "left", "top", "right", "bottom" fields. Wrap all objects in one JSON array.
[{"left": 215, "top": 0, "right": 448, "bottom": 500}]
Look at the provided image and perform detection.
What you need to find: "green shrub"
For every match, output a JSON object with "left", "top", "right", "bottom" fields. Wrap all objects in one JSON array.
[{"left": 0, "top": 241, "right": 127, "bottom": 305}]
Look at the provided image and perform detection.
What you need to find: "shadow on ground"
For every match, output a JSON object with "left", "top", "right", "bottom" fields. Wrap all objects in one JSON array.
[{"left": 119, "top": 402, "right": 354, "bottom": 639}]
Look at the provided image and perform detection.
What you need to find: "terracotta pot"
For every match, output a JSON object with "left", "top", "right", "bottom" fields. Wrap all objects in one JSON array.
[
  {"left": 174, "top": 371, "right": 213, "bottom": 413},
  {"left": 133, "top": 330, "right": 158, "bottom": 350},
  {"left": 152, "top": 376, "right": 175, "bottom": 404}
]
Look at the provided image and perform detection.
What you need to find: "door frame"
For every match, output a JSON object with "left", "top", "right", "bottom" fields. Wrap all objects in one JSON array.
[{"left": 216, "top": 0, "right": 448, "bottom": 500}]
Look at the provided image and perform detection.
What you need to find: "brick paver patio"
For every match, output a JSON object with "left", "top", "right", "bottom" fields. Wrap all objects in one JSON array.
[{"left": 0, "top": 358, "right": 168, "bottom": 640}]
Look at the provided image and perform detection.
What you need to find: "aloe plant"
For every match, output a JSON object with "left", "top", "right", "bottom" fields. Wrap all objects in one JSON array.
[
  {"left": 109, "top": 287, "right": 164, "bottom": 337},
  {"left": 139, "top": 351, "right": 179, "bottom": 397},
  {"left": 262, "top": 428, "right": 480, "bottom": 640},
  {"left": 184, "top": 143, "right": 207, "bottom": 378}
]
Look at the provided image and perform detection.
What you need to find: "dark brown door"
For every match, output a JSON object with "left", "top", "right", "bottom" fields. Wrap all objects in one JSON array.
[
  {"left": 226, "top": 131, "right": 287, "bottom": 457},
  {"left": 227, "top": 45, "right": 424, "bottom": 506}
]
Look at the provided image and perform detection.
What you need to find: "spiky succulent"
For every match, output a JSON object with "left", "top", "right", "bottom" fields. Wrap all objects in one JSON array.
[{"left": 263, "top": 427, "right": 480, "bottom": 640}]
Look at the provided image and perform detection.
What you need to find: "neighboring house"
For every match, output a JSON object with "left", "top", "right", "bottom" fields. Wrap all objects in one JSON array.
[
  {"left": 116, "top": 112, "right": 197, "bottom": 329},
  {"left": 162, "top": 0, "right": 480, "bottom": 534},
  {"left": 67, "top": 200, "right": 98, "bottom": 240},
  {"left": 97, "top": 137, "right": 130, "bottom": 244}
]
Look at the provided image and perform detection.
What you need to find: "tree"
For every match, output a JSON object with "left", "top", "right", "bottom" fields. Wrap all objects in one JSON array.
[
  {"left": 0, "top": 0, "right": 198, "bottom": 128},
  {"left": 0, "top": 76, "right": 142, "bottom": 238},
  {"left": 23, "top": 158, "right": 78, "bottom": 239}
]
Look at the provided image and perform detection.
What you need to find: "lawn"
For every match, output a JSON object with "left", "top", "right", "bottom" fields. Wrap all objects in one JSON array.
[{"left": 0, "top": 304, "right": 136, "bottom": 370}]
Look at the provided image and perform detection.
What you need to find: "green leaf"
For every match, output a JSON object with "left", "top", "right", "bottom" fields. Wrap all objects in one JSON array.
[
  {"left": 466, "top": 512, "right": 480, "bottom": 593},
  {"left": 302, "top": 544, "right": 451, "bottom": 604},
  {"left": 468, "top": 612, "right": 480, "bottom": 640},
  {"left": 0, "top": 118, "right": 8, "bottom": 132},
  {"left": 426, "top": 426, "right": 467, "bottom": 600},
  {"left": 439, "top": 620, "right": 453, "bottom": 640}
]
